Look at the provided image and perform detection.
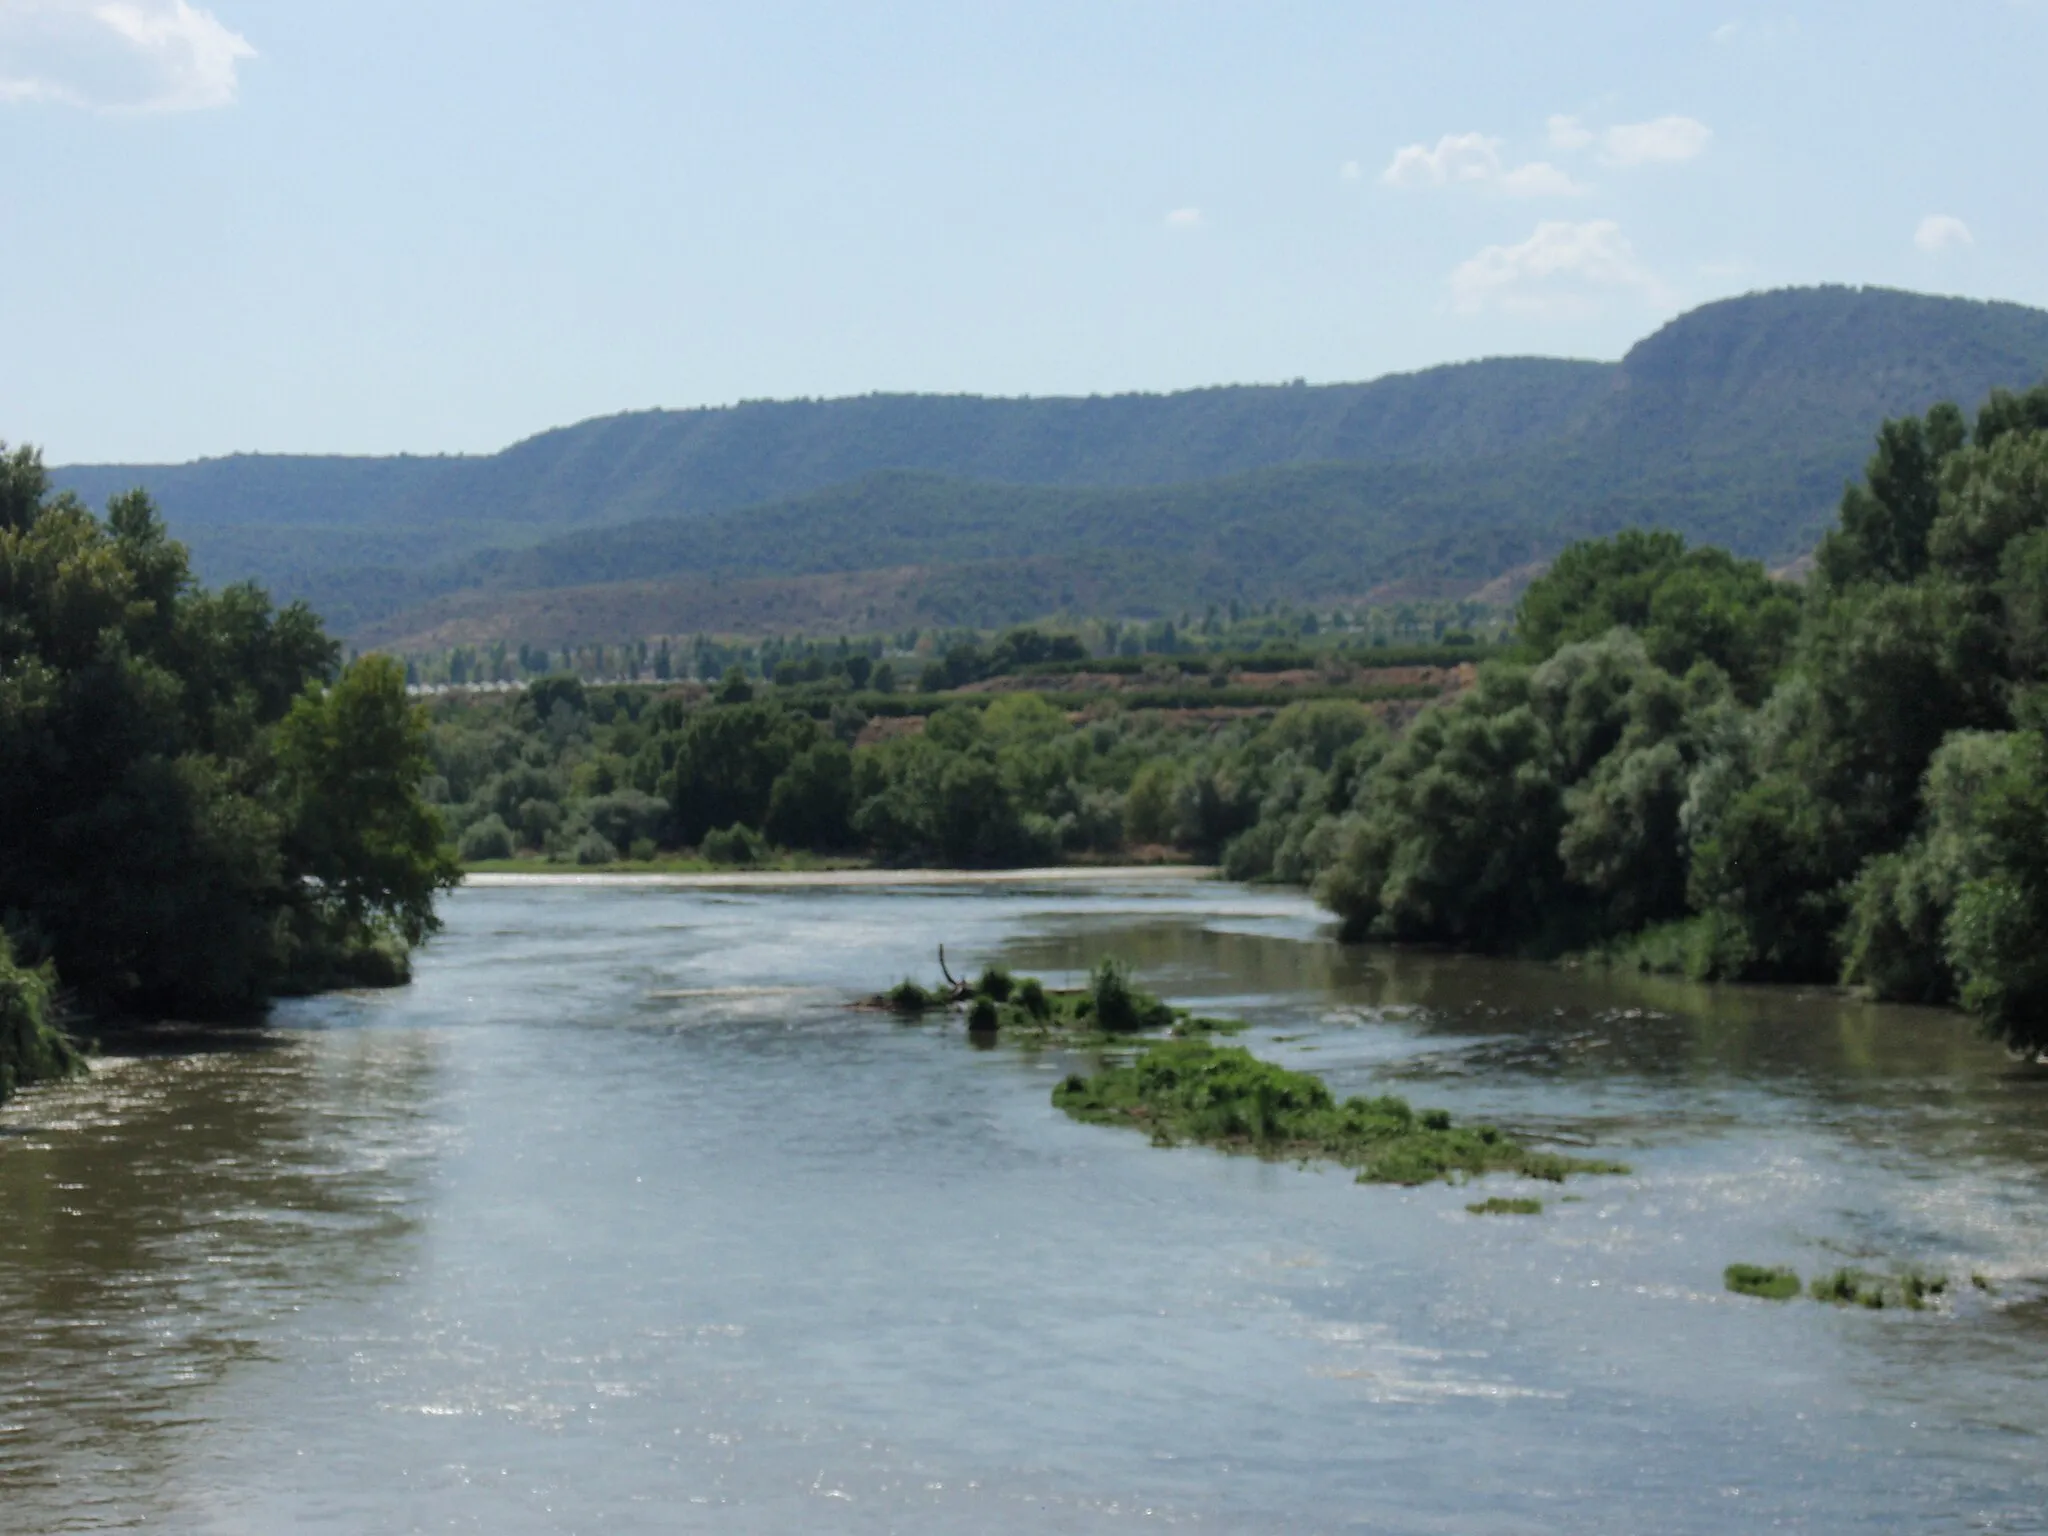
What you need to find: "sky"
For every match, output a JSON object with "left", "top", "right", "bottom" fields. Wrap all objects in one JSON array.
[{"left": 2, "top": 0, "right": 2043, "bottom": 465}]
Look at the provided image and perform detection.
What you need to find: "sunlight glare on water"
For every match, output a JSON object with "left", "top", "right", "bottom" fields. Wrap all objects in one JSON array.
[{"left": 3, "top": 875, "right": 2046, "bottom": 1533}]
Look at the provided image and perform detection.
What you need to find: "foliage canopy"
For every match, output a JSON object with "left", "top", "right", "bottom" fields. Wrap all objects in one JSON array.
[{"left": 0, "top": 445, "right": 456, "bottom": 1026}]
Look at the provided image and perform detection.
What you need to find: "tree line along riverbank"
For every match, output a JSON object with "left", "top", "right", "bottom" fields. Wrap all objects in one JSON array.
[
  {"left": 6, "top": 377, "right": 2048, "bottom": 1102},
  {"left": 0, "top": 445, "right": 456, "bottom": 1101},
  {"left": 415, "top": 381, "right": 2048, "bottom": 1050}
]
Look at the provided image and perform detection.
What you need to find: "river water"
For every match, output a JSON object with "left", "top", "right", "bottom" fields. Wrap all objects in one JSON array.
[{"left": 3, "top": 875, "right": 2046, "bottom": 1533}]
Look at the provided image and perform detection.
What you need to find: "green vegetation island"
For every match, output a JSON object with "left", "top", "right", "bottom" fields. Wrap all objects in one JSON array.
[{"left": 875, "top": 958, "right": 1624, "bottom": 1188}]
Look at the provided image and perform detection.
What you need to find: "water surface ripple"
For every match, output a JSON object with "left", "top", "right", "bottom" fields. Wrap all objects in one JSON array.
[{"left": 3, "top": 877, "right": 2045, "bottom": 1532}]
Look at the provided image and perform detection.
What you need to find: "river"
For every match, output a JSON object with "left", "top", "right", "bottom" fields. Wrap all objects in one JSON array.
[{"left": 3, "top": 875, "right": 2045, "bottom": 1532}]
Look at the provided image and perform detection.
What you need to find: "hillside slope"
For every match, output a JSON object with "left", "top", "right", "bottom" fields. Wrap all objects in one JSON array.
[{"left": 52, "top": 285, "right": 2048, "bottom": 638}]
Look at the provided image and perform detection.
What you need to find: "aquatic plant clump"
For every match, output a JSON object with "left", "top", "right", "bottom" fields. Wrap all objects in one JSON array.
[
  {"left": 1053, "top": 1038, "right": 1626, "bottom": 1187},
  {"left": 883, "top": 978, "right": 946, "bottom": 1014},
  {"left": 1809, "top": 1268, "right": 1950, "bottom": 1311},
  {"left": 1719, "top": 1262, "right": 1959, "bottom": 1311},
  {"left": 1088, "top": 958, "right": 1177, "bottom": 1033},
  {"left": 1468, "top": 1197, "right": 1543, "bottom": 1216},
  {"left": 871, "top": 956, "right": 1239, "bottom": 1043},
  {"left": 1724, "top": 1263, "right": 1802, "bottom": 1301}
]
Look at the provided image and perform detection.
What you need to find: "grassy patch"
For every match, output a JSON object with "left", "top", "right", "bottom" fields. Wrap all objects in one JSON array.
[
  {"left": 1468, "top": 1196, "right": 1543, "bottom": 1216},
  {"left": 1809, "top": 1267, "right": 1950, "bottom": 1311},
  {"left": 1053, "top": 1038, "right": 1627, "bottom": 1187},
  {"left": 1572, "top": 916, "right": 1731, "bottom": 978},
  {"left": 1724, "top": 1263, "right": 1802, "bottom": 1301},
  {"left": 1719, "top": 1263, "right": 1960, "bottom": 1311},
  {"left": 882, "top": 978, "right": 949, "bottom": 1015}
]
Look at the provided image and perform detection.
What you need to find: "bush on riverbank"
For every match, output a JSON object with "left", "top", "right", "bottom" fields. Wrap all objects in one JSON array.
[
  {"left": 0, "top": 936, "right": 81, "bottom": 1104},
  {"left": 1307, "top": 385, "right": 2048, "bottom": 1050}
]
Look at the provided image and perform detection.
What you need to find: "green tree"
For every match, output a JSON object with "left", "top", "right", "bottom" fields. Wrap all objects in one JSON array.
[
  {"left": 1813, "top": 403, "right": 1966, "bottom": 590},
  {"left": 1842, "top": 729, "right": 2048, "bottom": 1046},
  {"left": 1319, "top": 665, "right": 1567, "bottom": 949},
  {"left": 0, "top": 445, "right": 456, "bottom": 1018},
  {"left": 765, "top": 739, "right": 855, "bottom": 848},
  {"left": 274, "top": 655, "right": 461, "bottom": 954},
  {"left": 1516, "top": 530, "right": 1796, "bottom": 701},
  {"left": 662, "top": 702, "right": 818, "bottom": 845}
]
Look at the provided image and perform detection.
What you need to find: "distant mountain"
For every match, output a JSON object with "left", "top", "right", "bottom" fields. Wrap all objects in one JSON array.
[{"left": 52, "top": 285, "right": 2048, "bottom": 641}]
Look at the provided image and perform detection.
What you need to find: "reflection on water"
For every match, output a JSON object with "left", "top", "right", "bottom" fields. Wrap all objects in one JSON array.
[
  {"left": 2, "top": 875, "right": 2045, "bottom": 1533},
  {"left": 0, "top": 1028, "right": 442, "bottom": 1527}
]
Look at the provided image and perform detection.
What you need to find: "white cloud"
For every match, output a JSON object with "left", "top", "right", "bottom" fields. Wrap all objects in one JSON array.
[
  {"left": 1598, "top": 115, "right": 1713, "bottom": 167},
  {"left": 1915, "top": 214, "right": 1974, "bottom": 253},
  {"left": 0, "top": 0, "right": 254, "bottom": 113},
  {"left": 1164, "top": 207, "right": 1204, "bottom": 230},
  {"left": 1449, "top": 219, "right": 1667, "bottom": 315},
  {"left": 1547, "top": 114, "right": 1594, "bottom": 151},
  {"left": 1381, "top": 132, "right": 1586, "bottom": 197}
]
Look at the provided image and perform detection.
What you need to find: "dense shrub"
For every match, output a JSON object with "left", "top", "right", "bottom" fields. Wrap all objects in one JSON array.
[
  {"left": 0, "top": 935, "right": 79, "bottom": 1103},
  {"left": 458, "top": 814, "right": 515, "bottom": 861},
  {"left": 701, "top": 823, "right": 769, "bottom": 865}
]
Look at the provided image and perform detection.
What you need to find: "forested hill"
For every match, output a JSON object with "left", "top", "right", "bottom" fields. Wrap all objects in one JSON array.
[
  {"left": 55, "top": 357, "right": 1610, "bottom": 558},
  {"left": 53, "top": 285, "right": 2048, "bottom": 637}
]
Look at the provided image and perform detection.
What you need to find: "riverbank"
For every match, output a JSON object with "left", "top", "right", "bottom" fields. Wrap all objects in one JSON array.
[{"left": 464, "top": 865, "right": 1219, "bottom": 889}]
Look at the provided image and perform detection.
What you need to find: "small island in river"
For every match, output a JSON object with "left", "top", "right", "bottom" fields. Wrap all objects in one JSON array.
[{"left": 872, "top": 956, "right": 1628, "bottom": 1188}]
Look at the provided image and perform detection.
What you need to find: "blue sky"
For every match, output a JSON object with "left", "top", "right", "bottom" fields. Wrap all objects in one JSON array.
[{"left": 2, "top": 0, "right": 2041, "bottom": 464}]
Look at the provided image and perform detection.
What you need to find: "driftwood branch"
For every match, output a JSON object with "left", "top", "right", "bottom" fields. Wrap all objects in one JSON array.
[{"left": 937, "top": 944, "right": 970, "bottom": 1000}]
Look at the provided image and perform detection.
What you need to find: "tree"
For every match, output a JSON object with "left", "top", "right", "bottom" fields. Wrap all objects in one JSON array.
[
  {"left": 765, "top": 740, "right": 854, "bottom": 848},
  {"left": 662, "top": 702, "right": 818, "bottom": 845},
  {"left": 1841, "top": 729, "right": 2048, "bottom": 1047},
  {"left": 0, "top": 445, "right": 456, "bottom": 1018},
  {"left": 274, "top": 655, "right": 460, "bottom": 953},
  {"left": 1320, "top": 665, "right": 1567, "bottom": 950},
  {"left": 714, "top": 666, "right": 754, "bottom": 704},
  {"left": 1516, "top": 530, "right": 1796, "bottom": 701},
  {"left": 1814, "top": 404, "right": 1966, "bottom": 590}
]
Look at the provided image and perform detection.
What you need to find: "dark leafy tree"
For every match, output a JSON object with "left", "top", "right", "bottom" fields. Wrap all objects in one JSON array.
[
  {"left": 662, "top": 702, "right": 819, "bottom": 845},
  {"left": 0, "top": 445, "right": 456, "bottom": 1020}
]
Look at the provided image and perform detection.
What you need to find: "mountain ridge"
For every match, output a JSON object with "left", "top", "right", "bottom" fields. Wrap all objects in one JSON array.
[{"left": 47, "top": 285, "right": 2048, "bottom": 640}]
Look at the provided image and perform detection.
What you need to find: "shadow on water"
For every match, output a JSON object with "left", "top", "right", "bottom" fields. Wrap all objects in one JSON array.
[
  {"left": 1005, "top": 914, "right": 2038, "bottom": 1085},
  {"left": 996, "top": 912, "right": 2048, "bottom": 1171},
  {"left": 0, "top": 1026, "right": 443, "bottom": 1518}
]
